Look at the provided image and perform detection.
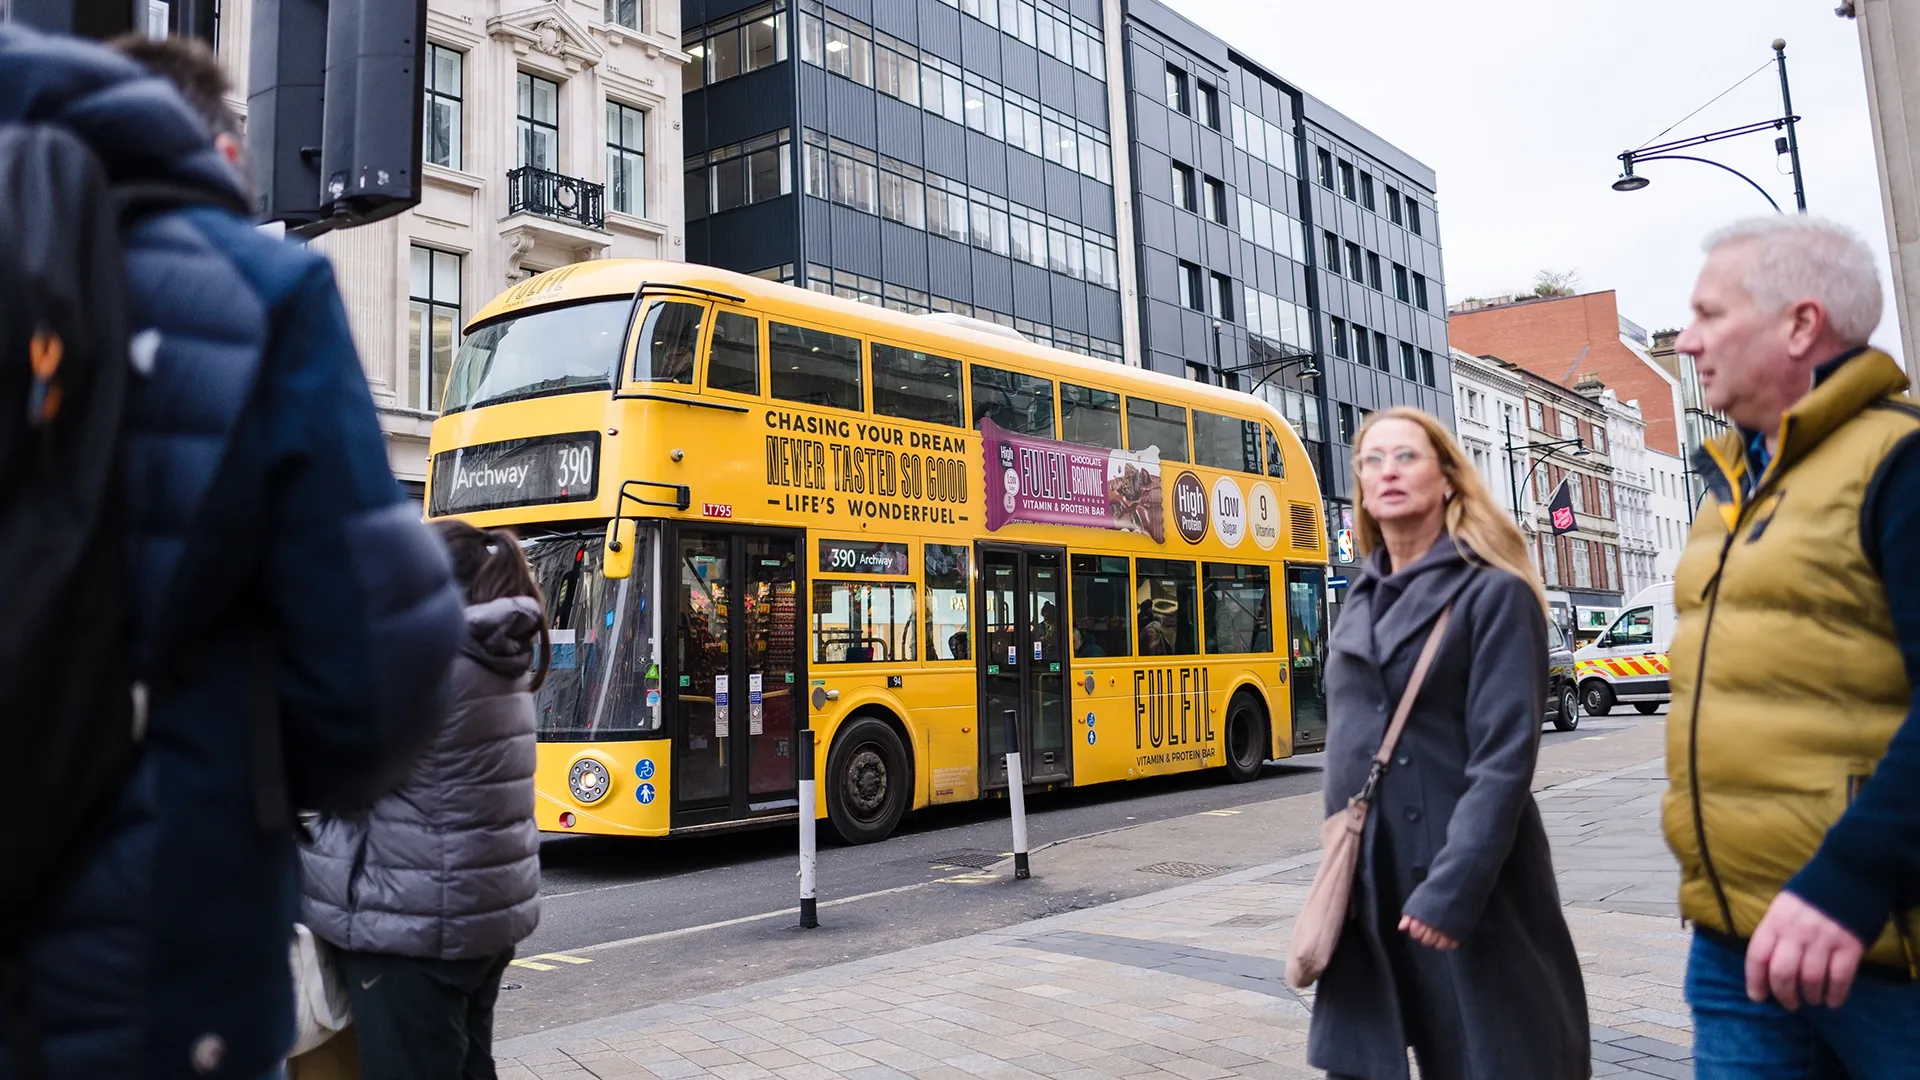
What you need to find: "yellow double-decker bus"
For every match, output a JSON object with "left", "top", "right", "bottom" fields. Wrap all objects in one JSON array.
[{"left": 426, "top": 260, "right": 1330, "bottom": 844}]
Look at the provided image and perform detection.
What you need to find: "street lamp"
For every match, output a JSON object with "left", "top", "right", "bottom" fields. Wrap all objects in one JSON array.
[
  {"left": 1503, "top": 413, "right": 1589, "bottom": 527},
  {"left": 1611, "top": 39, "right": 1806, "bottom": 213}
]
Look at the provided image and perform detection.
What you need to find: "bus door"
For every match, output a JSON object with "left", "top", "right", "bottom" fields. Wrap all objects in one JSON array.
[
  {"left": 978, "top": 544, "right": 1071, "bottom": 789},
  {"left": 1284, "top": 565, "right": 1329, "bottom": 752},
  {"left": 669, "top": 526, "right": 804, "bottom": 826}
]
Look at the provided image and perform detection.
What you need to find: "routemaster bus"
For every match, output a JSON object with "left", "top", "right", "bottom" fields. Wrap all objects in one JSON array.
[{"left": 426, "top": 260, "right": 1330, "bottom": 844}]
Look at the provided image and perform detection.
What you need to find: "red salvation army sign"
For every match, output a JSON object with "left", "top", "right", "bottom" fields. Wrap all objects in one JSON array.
[
  {"left": 980, "top": 418, "right": 1167, "bottom": 543},
  {"left": 1548, "top": 479, "right": 1578, "bottom": 535}
]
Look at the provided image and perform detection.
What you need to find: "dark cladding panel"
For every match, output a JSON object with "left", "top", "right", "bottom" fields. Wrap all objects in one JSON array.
[
  {"left": 826, "top": 78, "right": 879, "bottom": 147},
  {"left": 882, "top": 220, "right": 930, "bottom": 289},
  {"left": 1002, "top": 36, "right": 1040, "bottom": 98},
  {"left": 1080, "top": 178, "right": 1116, "bottom": 233},
  {"left": 706, "top": 197, "right": 798, "bottom": 273},
  {"left": 1008, "top": 149, "right": 1045, "bottom": 204},
  {"left": 829, "top": 204, "right": 884, "bottom": 278},
  {"left": 917, "top": 0, "right": 962, "bottom": 61},
  {"left": 803, "top": 197, "right": 836, "bottom": 264},
  {"left": 961, "top": 16, "right": 1002, "bottom": 82},
  {"left": 1089, "top": 288, "right": 1122, "bottom": 342},
  {"left": 924, "top": 117, "right": 968, "bottom": 183},
  {"left": 873, "top": 0, "right": 916, "bottom": 39},
  {"left": 1050, "top": 276, "right": 1089, "bottom": 333},
  {"left": 966, "top": 133, "right": 1008, "bottom": 196},
  {"left": 877, "top": 96, "right": 925, "bottom": 164},
  {"left": 928, "top": 235, "right": 973, "bottom": 302},
  {"left": 972, "top": 251, "right": 1014, "bottom": 315},
  {"left": 703, "top": 70, "right": 794, "bottom": 148},
  {"left": 1043, "top": 162, "right": 1082, "bottom": 220},
  {"left": 1037, "top": 53, "right": 1076, "bottom": 111},
  {"left": 1074, "top": 71, "right": 1108, "bottom": 130},
  {"left": 1013, "top": 263, "right": 1053, "bottom": 321}
]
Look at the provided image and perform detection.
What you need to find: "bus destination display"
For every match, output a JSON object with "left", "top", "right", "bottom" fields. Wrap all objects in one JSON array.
[
  {"left": 819, "top": 540, "right": 911, "bottom": 575},
  {"left": 429, "top": 432, "right": 601, "bottom": 515}
]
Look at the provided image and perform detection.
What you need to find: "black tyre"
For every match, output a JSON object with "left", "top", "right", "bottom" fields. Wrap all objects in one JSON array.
[
  {"left": 1552, "top": 685, "right": 1581, "bottom": 732},
  {"left": 1222, "top": 693, "right": 1268, "bottom": 783},
  {"left": 1581, "top": 680, "right": 1614, "bottom": 717},
  {"left": 1635, "top": 701, "right": 1662, "bottom": 715},
  {"left": 825, "top": 715, "right": 911, "bottom": 844}
]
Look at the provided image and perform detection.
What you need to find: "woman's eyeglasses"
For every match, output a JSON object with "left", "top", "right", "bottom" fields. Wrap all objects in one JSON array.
[{"left": 1357, "top": 448, "right": 1430, "bottom": 474}]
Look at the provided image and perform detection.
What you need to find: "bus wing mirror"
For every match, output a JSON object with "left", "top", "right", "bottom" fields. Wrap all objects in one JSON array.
[{"left": 604, "top": 518, "right": 637, "bottom": 580}]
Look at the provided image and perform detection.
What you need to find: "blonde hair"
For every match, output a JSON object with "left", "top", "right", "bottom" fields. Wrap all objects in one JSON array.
[{"left": 1352, "top": 407, "right": 1548, "bottom": 613}]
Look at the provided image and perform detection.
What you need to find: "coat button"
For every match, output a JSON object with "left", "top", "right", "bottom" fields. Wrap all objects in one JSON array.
[
  {"left": 190, "top": 1035, "right": 225, "bottom": 1075},
  {"left": 1395, "top": 753, "right": 1410, "bottom": 767},
  {"left": 1403, "top": 807, "right": 1422, "bottom": 823}
]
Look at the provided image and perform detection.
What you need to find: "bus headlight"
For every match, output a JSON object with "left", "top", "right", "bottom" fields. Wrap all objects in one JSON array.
[{"left": 567, "top": 757, "right": 613, "bottom": 805}]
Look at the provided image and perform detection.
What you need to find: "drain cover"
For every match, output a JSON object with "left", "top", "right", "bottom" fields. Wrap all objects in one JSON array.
[
  {"left": 1214, "top": 913, "right": 1274, "bottom": 929},
  {"left": 1137, "top": 861, "right": 1227, "bottom": 879},
  {"left": 924, "top": 849, "right": 1006, "bottom": 869}
]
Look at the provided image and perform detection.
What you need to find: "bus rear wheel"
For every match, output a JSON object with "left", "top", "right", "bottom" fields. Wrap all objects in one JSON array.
[
  {"left": 825, "top": 715, "right": 910, "bottom": 845},
  {"left": 1223, "top": 693, "right": 1268, "bottom": 784}
]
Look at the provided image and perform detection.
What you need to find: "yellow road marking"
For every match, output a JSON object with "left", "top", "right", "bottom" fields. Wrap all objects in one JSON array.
[
  {"left": 509, "top": 959, "right": 557, "bottom": 971},
  {"left": 510, "top": 953, "right": 594, "bottom": 972},
  {"left": 935, "top": 873, "right": 995, "bottom": 884}
]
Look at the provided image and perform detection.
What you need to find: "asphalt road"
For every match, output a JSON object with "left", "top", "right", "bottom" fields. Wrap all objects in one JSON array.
[{"left": 494, "top": 706, "right": 1656, "bottom": 1037}]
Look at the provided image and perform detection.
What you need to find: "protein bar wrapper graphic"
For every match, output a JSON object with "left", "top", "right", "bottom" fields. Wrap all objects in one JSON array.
[{"left": 981, "top": 418, "right": 1166, "bottom": 543}]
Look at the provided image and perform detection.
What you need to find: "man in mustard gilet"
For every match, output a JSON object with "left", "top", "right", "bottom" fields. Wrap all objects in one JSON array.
[{"left": 1668, "top": 215, "right": 1920, "bottom": 1077}]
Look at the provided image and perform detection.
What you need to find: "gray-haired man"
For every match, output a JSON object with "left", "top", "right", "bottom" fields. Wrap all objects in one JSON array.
[{"left": 1666, "top": 215, "right": 1920, "bottom": 1078}]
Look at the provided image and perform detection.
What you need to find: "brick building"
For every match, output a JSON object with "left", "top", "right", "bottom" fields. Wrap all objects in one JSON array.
[
  {"left": 1447, "top": 291, "right": 1684, "bottom": 456},
  {"left": 1513, "top": 364, "right": 1623, "bottom": 635}
]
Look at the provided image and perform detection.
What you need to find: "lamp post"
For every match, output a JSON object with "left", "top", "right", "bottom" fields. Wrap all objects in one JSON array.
[
  {"left": 1611, "top": 39, "right": 1806, "bottom": 212},
  {"left": 1503, "top": 412, "right": 1589, "bottom": 527}
]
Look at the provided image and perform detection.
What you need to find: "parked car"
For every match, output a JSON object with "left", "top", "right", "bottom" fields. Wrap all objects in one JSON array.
[
  {"left": 1547, "top": 622, "right": 1579, "bottom": 731},
  {"left": 1575, "top": 583, "right": 1674, "bottom": 716}
]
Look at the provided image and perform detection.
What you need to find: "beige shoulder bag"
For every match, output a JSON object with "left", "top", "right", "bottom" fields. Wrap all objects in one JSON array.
[{"left": 1286, "top": 605, "right": 1453, "bottom": 989}]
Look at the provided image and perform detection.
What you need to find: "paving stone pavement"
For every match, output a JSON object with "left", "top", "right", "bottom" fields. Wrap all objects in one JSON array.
[{"left": 496, "top": 750, "right": 1693, "bottom": 1079}]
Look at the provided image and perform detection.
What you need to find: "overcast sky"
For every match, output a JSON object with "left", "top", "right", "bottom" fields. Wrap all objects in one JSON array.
[{"left": 1166, "top": 0, "right": 1903, "bottom": 364}]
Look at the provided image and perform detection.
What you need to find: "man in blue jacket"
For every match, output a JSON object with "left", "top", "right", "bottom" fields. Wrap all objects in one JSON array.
[{"left": 0, "top": 27, "right": 465, "bottom": 1080}]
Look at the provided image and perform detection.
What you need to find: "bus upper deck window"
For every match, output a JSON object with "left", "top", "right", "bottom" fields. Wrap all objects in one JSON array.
[
  {"left": 770, "top": 321, "right": 864, "bottom": 411},
  {"left": 971, "top": 364, "right": 1054, "bottom": 439},
  {"left": 707, "top": 310, "right": 761, "bottom": 395},
  {"left": 1264, "top": 425, "right": 1285, "bottom": 478},
  {"left": 1061, "top": 383, "right": 1121, "bottom": 449},
  {"left": 1127, "top": 397, "right": 1188, "bottom": 463},
  {"left": 633, "top": 300, "right": 704, "bottom": 385},
  {"left": 873, "top": 343, "right": 963, "bottom": 427},
  {"left": 1194, "top": 410, "right": 1259, "bottom": 473}
]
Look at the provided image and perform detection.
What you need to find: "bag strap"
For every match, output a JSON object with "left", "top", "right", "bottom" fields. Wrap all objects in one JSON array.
[{"left": 1355, "top": 604, "right": 1453, "bottom": 804}]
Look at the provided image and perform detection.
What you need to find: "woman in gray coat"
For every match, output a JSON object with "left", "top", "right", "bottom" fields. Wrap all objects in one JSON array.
[
  {"left": 301, "top": 520, "right": 548, "bottom": 1080},
  {"left": 1307, "top": 408, "right": 1589, "bottom": 1080}
]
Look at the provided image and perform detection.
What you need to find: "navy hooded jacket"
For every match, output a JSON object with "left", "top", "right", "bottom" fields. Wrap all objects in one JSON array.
[{"left": 0, "top": 27, "right": 465, "bottom": 1080}]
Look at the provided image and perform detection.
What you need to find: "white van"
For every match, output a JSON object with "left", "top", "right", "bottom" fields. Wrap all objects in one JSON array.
[{"left": 1574, "top": 583, "right": 1675, "bottom": 716}]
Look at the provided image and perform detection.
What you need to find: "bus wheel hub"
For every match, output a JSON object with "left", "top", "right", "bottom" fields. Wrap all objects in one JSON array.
[{"left": 847, "top": 748, "right": 888, "bottom": 814}]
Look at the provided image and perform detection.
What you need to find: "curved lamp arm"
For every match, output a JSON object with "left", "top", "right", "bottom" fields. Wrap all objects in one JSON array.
[{"left": 1628, "top": 154, "right": 1783, "bottom": 213}]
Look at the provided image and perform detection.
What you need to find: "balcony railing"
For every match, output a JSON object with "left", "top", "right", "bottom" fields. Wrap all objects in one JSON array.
[{"left": 507, "top": 166, "right": 605, "bottom": 230}]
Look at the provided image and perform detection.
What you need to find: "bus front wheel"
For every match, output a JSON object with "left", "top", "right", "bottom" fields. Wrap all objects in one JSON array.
[
  {"left": 825, "top": 715, "right": 911, "bottom": 844},
  {"left": 1223, "top": 692, "right": 1269, "bottom": 784}
]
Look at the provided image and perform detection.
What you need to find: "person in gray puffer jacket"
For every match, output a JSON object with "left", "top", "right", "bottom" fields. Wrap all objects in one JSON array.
[{"left": 300, "top": 520, "right": 549, "bottom": 1080}]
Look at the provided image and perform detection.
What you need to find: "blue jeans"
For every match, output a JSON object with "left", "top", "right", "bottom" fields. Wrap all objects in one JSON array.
[{"left": 1688, "top": 932, "right": 1920, "bottom": 1079}]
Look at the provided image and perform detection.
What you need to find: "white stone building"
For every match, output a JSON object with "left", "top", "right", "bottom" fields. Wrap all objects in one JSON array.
[
  {"left": 1449, "top": 348, "right": 1532, "bottom": 521},
  {"left": 1579, "top": 381, "right": 1659, "bottom": 599},
  {"left": 1647, "top": 449, "right": 1692, "bottom": 582},
  {"left": 213, "top": 0, "right": 689, "bottom": 493}
]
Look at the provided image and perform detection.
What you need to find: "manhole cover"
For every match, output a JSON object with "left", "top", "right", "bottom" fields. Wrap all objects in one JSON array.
[
  {"left": 924, "top": 849, "right": 1006, "bottom": 869},
  {"left": 1137, "top": 861, "right": 1227, "bottom": 878},
  {"left": 1214, "top": 913, "right": 1273, "bottom": 928}
]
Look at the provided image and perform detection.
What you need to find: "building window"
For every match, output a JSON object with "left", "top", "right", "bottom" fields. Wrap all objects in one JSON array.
[
  {"left": 1337, "top": 403, "right": 1356, "bottom": 443},
  {"left": 1345, "top": 241, "right": 1363, "bottom": 281},
  {"left": 1401, "top": 342, "right": 1418, "bottom": 381},
  {"left": 1338, "top": 160, "right": 1355, "bottom": 200},
  {"left": 1178, "top": 261, "right": 1204, "bottom": 311},
  {"left": 1373, "top": 331, "right": 1389, "bottom": 372},
  {"left": 1407, "top": 198, "right": 1423, "bottom": 235},
  {"left": 1330, "top": 317, "right": 1349, "bottom": 359},
  {"left": 1210, "top": 273, "right": 1233, "bottom": 320},
  {"left": 1413, "top": 273, "right": 1429, "bottom": 311},
  {"left": 1366, "top": 252, "right": 1381, "bottom": 291},
  {"left": 1359, "top": 172, "right": 1375, "bottom": 211},
  {"left": 1560, "top": 411, "right": 1579, "bottom": 441},
  {"left": 1323, "top": 230, "right": 1340, "bottom": 269},
  {"left": 407, "top": 246, "right": 461, "bottom": 413},
  {"left": 1393, "top": 263, "right": 1409, "bottom": 302},
  {"left": 1317, "top": 148, "right": 1334, "bottom": 189},
  {"left": 516, "top": 72, "right": 560, "bottom": 171},
  {"left": 423, "top": 44, "right": 462, "bottom": 169},
  {"left": 1198, "top": 82, "right": 1220, "bottom": 129},
  {"left": 606, "top": 101, "right": 646, "bottom": 216},
  {"left": 1387, "top": 186, "right": 1403, "bottom": 225},
  {"left": 1165, "top": 64, "right": 1189, "bottom": 114},
  {"left": 1171, "top": 163, "right": 1196, "bottom": 212},
  {"left": 699, "top": 127, "right": 793, "bottom": 215},
  {"left": 1529, "top": 400, "right": 1545, "bottom": 429},
  {"left": 1204, "top": 177, "right": 1227, "bottom": 224},
  {"left": 1464, "top": 387, "right": 1482, "bottom": 420},
  {"left": 1419, "top": 348, "right": 1436, "bottom": 387},
  {"left": 1352, "top": 324, "right": 1370, "bottom": 368},
  {"left": 605, "top": 0, "right": 640, "bottom": 30}
]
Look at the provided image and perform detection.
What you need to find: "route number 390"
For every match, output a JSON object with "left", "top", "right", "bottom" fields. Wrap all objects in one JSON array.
[{"left": 555, "top": 443, "right": 595, "bottom": 489}]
